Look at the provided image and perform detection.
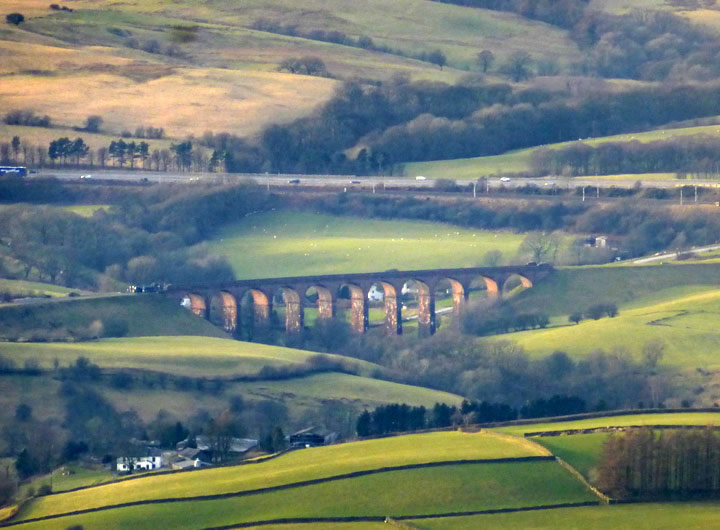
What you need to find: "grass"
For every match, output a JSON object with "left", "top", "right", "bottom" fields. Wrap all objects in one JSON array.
[
  {"left": 234, "top": 372, "right": 464, "bottom": 408},
  {"left": 0, "top": 336, "right": 375, "bottom": 377},
  {"left": 207, "top": 211, "right": 528, "bottom": 279},
  {"left": 61, "top": 204, "right": 110, "bottom": 216},
  {"left": 0, "top": 294, "right": 227, "bottom": 340},
  {"left": 409, "top": 502, "right": 720, "bottom": 529},
  {"left": 509, "top": 286, "right": 720, "bottom": 368},
  {"left": 15, "top": 431, "right": 552, "bottom": 521},
  {"left": 20, "top": 465, "right": 114, "bottom": 498},
  {"left": 511, "top": 264, "right": 720, "bottom": 317},
  {"left": 0, "top": 0, "right": 583, "bottom": 140},
  {"left": 15, "top": 461, "right": 596, "bottom": 529},
  {"left": 0, "top": 279, "right": 86, "bottom": 298},
  {"left": 404, "top": 124, "right": 720, "bottom": 178},
  {"left": 495, "top": 412, "right": 720, "bottom": 436},
  {"left": 533, "top": 433, "right": 608, "bottom": 479},
  {"left": 0, "top": 368, "right": 462, "bottom": 431}
]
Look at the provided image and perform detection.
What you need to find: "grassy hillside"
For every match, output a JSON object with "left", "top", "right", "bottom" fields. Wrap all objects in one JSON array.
[
  {"left": 0, "top": 294, "right": 227, "bottom": 340},
  {"left": 410, "top": 502, "right": 720, "bottom": 529},
  {"left": 511, "top": 264, "right": 720, "bottom": 317},
  {"left": 15, "top": 462, "right": 595, "bottom": 529},
  {"left": 510, "top": 286, "right": 720, "bottom": 368},
  {"left": 13, "top": 431, "right": 599, "bottom": 529},
  {"left": 15, "top": 432, "right": 550, "bottom": 519},
  {"left": 404, "top": 124, "right": 720, "bottom": 178},
  {"left": 0, "top": 279, "right": 86, "bottom": 298},
  {"left": 496, "top": 412, "right": 720, "bottom": 436},
  {"left": 0, "top": 336, "right": 376, "bottom": 377},
  {"left": 534, "top": 433, "right": 608, "bottom": 479},
  {"left": 0, "top": 0, "right": 580, "bottom": 139},
  {"left": 207, "top": 211, "right": 528, "bottom": 279}
]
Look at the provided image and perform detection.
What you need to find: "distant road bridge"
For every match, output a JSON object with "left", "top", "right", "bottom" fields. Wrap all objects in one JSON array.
[{"left": 165, "top": 265, "right": 554, "bottom": 337}]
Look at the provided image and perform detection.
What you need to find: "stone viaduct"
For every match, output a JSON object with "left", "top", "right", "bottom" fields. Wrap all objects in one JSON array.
[{"left": 165, "top": 265, "right": 553, "bottom": 337}]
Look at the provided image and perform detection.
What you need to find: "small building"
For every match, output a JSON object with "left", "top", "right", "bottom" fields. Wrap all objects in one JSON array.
[
  {"left": 116, "top": 456, "right": 162, "bottom": 473},
  {"left": 289, "top": 428, "right": 326, "bottom": 448}
]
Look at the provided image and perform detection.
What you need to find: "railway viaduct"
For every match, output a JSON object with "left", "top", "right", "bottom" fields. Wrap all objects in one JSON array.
[{"left": 165, "top": 265, "right": 554, "bottom": 337}]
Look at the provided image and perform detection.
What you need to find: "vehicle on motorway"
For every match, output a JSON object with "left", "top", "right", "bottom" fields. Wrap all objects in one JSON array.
[
  {"left": 288, "top": 178, "right": 301, "bottom": 184},
  {"left": 0, "top": 166, "right": 27, "bottom": 177},
  {"left": 80, "top": 174, "right": 92, "bottom": 179},
  {"left": 350, "top": 180, "right": 361, "bottom": 184},
  {"left": 415, "top": 176, "right": 426, "bottom": 181},
  {"left": 500, "top": 177, "right": 511, "bottom": 182}
]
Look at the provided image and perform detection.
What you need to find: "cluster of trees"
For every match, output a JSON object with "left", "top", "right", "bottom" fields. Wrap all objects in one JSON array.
[
  {"left": 4, "top": 110, "right": 51, "bottom": 128},
  {"left": 125, "top": 37, "right": 185, "bottom": 59},
  {"left": 279, "top": 56, "right": 330, "bottom": 77},
  {"left": 569, "top": 303, "right": 618, "bottom": 324},
  {"left": 434, "top": 0, "right": 720, "bottom": 81},
  {"left": 0, "top": 182, "right": 270, "bottom": 288},
  {"left": 532, "top": 136, "right": 720, "bottom": 178},
  {"left": 339, "top": 331, "right": 674, "bottom": 410},
  {"left": 205, "top": 79, "right": 720, "bottom": 173},
  {"left": 356, "top": 403, "right": 457, "bottom": 437},
  {"left": 5, "top": 13, "right": 24, "bottom": 25},
  {"left": 462, "top": 302, "right": 550, "bottom": 336},
  {"left": 597, "top": 428, "right": 720, "bottom": 498}
]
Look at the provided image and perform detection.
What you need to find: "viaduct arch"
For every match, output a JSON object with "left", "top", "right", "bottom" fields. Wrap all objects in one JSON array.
[{"left": 172, "top": 265, "right": 552, "bottom": 338}]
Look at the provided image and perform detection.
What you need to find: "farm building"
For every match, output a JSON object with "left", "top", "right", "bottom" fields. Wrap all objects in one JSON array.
[{"left": 116, "top": 456, "right": 163, "bottom": 473}]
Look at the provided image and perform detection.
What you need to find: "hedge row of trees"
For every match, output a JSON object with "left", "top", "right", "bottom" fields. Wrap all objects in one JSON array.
[
  {"left": 356, "top": 402, "right": 460, "bottom": 437},
  {"left": 0, "top": 135, "right": 214, "bottom": 172},
  {"left": 253, "top": 19, "right": 449, "bottom": 69},
  {"left": 531, "top": 136, "right": 720, "bottom": 177},
  {"left": 356, "top": 395, "right": 589, "bottom": 437},
  {"left": 598, "top": 428, "right": 720, "bottom": 498}
]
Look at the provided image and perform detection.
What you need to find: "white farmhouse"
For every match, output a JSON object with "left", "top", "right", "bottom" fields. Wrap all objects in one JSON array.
[{"left": 116, "top": 456, "right": 163, "bottom": 473}]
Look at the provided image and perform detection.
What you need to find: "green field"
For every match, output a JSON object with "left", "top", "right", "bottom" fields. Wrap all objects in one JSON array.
[
  {"left": 534, "top": 433, "right": 608, "bottom": 479},
  {"left": 15, "top": 461, "right": 596, "bottom": 529},
  {"left": 409, "top": 502, "right": 720, "bottom": 529},
  {"left": 511, "top": 264, "right": 720, "bottom": 316},
  {"left": 404, "top": 124, "right": 720, "bottom": 178},
  {"left": 20, "top": 465, "right": 114, "bottom": 498},
  {"left": 0, "top": 295, "right": 226, "bottom": 340},
  {"left": 0, "top": 279, "right": 86, "bottom": 298},
  {"left": 0, "top": 336, "right": 375, "bottom": 377},
  {"left": 207, "top": 211, "right": 528, "bottom": 279},
  {"left": 496, "top": 412, "right": 720, "bottom": 436},
  {"left": 509, "top": 286, "right": 720, "bottom": 368},
  {"left": 14, "top": 431, "right": 553, "bottom": 522}
]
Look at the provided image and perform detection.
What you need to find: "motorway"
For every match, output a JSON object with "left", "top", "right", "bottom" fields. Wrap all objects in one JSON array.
[{"left": 35, "top": 169, "right": 720, "bottom": 193}]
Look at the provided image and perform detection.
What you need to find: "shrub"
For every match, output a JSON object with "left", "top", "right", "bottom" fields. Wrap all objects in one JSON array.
[{"left": 6, "top": 13, "right": 25, "bottom": 25}]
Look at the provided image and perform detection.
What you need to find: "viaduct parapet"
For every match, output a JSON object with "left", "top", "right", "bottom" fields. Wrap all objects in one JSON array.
[{"left": 164, "top": 265, "right": 554, "bottom": 338}]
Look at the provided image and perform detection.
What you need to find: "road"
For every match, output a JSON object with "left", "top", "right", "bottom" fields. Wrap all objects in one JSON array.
[
  {"left": 35, "top": 169, "right": 720, "bottom": 192},
  {"left": 632, "top": 244, "right": 720, "bottom": 264}
]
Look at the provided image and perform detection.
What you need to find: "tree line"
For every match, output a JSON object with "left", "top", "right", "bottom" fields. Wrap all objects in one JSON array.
[
  {"left": 253, "top": 19, "right": 448, "bottom": 69},
  {"left": 598, "top": 428, "right": 720, "bottom": 499},
  {"left": 531, "top": 135, "right": 720, "bottom": 178},
  {"left": 356, "top": 395, "right": 589, "bottom": 437}
]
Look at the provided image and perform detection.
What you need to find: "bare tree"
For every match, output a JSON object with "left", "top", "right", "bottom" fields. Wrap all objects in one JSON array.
[{"left": 519, "top": 232, "right": 561, "bottom": 263}]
